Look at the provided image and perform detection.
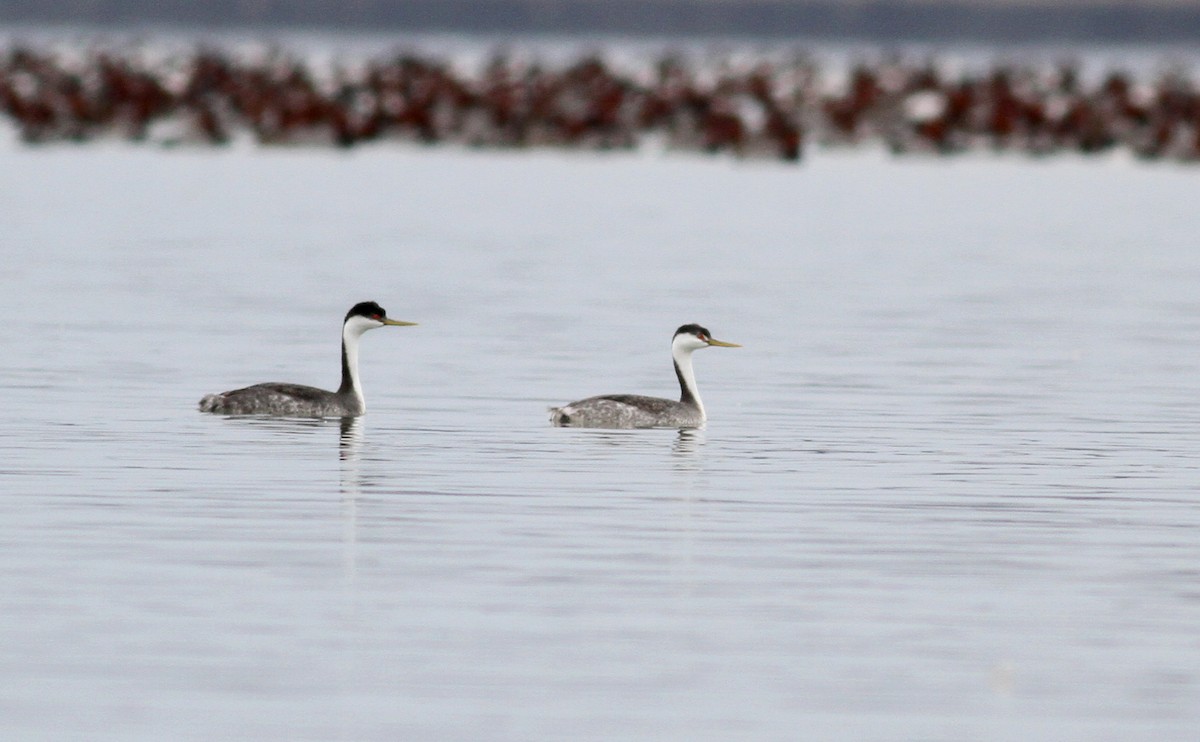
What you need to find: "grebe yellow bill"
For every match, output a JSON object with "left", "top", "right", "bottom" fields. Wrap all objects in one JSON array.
[
  {"left": 198, "top": 301, "right": 416, "bottom": 418},
  {"left": 550, "top": 324, "right": 741, "bottom": 429}
]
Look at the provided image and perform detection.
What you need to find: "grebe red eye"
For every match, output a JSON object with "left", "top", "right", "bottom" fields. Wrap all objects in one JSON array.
[{"left": 372, "top": 314, "right": 382, "bottom": 320}]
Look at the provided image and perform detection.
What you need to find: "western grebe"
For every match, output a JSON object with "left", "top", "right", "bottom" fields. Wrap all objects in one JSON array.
[
  {"left": 198, "top": 301, "right": 416, "bottom": 417},
  {"left": 550, "top": 324, "right": 740, "bottom": 429}
]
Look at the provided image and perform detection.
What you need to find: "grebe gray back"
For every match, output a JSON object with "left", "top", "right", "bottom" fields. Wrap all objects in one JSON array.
[
  {"left": 550, "top": 324, "right": 740, "bottom": 429},
  {"left": 198, "top": 301, "right": 416, "bottom": 417}
]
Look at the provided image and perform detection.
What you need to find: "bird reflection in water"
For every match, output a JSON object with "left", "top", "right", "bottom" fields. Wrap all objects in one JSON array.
[
  {"left": 338, "top": 416, "right": 364, "bottom": 586},
  {"left": 339, "top": 415, "right": 363, "bottom": 462},
  {"left": 671, "top": 428, "right": 706, "bottom": 475},
  {"left": 673, "top": 428, "right": 705, "bottom": 456}
]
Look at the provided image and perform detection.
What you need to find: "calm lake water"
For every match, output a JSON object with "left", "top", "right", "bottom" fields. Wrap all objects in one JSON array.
[{"left": 2, "top": 138, "right": 1199, "bottom": 740}]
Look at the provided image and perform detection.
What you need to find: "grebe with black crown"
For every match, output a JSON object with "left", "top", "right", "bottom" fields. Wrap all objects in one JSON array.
[
  {"left": 198, "top": 301, "right": 416, "bottom": 417},
  {"left": 550, "top": 324, "right": 741, "bottom": 429}
]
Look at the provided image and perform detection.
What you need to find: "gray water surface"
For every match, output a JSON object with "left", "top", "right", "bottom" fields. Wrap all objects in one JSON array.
[{"left": 2, "top": 144, "right": 1199, "bottom": 741}]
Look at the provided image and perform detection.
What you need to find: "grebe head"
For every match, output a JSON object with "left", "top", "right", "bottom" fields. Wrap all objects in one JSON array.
[
  {"left": 344, "top": 301, "right": 418, "bottom": 336},
  {"left": 673, "top": 324, "right": 741, "bottom": 353}
]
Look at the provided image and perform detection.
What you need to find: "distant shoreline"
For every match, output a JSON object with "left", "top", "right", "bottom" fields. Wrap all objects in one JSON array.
[
  {"left": 4, "top": 2, "right": 1200, "bottom": 44},
  {"left": 5, "top": 39, "right": 1200, "bottom": 163}
]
